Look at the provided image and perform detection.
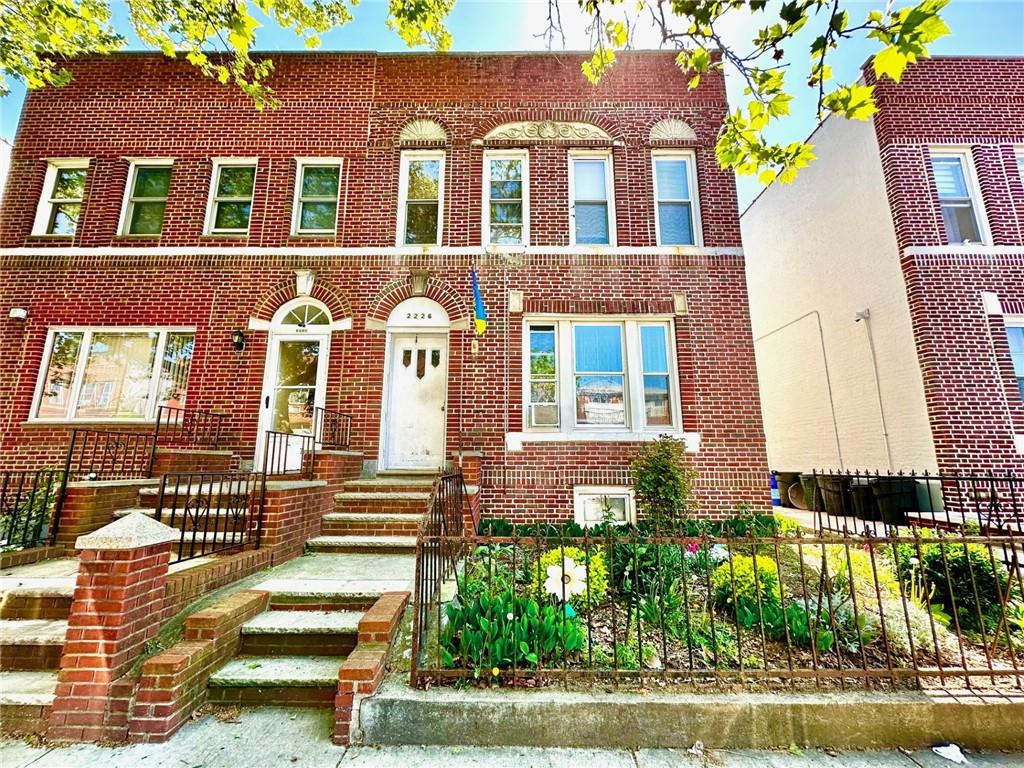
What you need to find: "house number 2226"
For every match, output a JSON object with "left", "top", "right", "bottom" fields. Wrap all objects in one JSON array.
[{"left": 407, "top": 312, "right": 433, "bottom": 320}]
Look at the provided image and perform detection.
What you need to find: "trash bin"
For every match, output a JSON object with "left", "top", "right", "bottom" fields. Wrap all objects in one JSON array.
[
  {"left": 871, "top": 477, "right": 915, "bottom": 526},
  {"left": 774, "top": 472, "right": 800, "bottom": 509},
  {"left": 817, "top": 474, "right": 851, "bottom": 519},
  {"left": 850, "top": 480, "right": 880, "bottom": 521},
  {"left": 799, "top": 474, "right": 824, "bottom": 513}
]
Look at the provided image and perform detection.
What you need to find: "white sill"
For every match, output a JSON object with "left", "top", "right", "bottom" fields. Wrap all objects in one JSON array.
[
  {"left": 506, "top": 430, "right": 699, "bottom": 452},
  {"left": 24, "top": 418, "right": 156, "bottom": 426}
]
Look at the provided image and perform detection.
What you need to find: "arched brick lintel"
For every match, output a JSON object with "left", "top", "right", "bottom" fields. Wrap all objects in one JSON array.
[{"left": 252, "top": 274, "right": 354, "bottom": 323}]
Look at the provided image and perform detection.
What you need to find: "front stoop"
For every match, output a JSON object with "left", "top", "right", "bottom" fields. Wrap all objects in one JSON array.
[
  {"left": 207, "top": 656, "right": 345, "bottom": 707},
  {"left": 359, "top": 683, "right": 1024, "bottom": 751},
  {"left": 305, "top": 535, "right": 418, "bottom": 555}
]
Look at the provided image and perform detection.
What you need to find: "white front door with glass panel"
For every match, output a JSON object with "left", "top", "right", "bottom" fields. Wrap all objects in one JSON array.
[
  {"left": 257, "top": 333, "right": 329, "bottom": 472},
  {"left": 382, "top": 332, "right": 448, "bottom": 470}
]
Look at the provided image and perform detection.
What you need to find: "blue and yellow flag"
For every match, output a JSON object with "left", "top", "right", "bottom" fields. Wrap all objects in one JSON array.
[{"left": 471, "top": 268, "right": 488, "bottom": 335}]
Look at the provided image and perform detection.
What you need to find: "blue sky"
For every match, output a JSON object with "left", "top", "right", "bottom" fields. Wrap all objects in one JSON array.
[{"left": 0, "top": 0, "right": 1021, "bottom": 207}]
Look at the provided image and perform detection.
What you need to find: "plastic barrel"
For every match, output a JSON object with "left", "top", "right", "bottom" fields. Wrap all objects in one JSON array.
[{"left": 770, "top": 473, "right": 781, "bottom": 507}]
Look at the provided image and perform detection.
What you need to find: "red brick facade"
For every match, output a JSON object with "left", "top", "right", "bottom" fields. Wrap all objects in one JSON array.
[
  {"left": 868, "top": 57, "right": 1024, "bottom": 476},
  {"left": 0, "top": 51, "right": 768, "bottom": 519}
]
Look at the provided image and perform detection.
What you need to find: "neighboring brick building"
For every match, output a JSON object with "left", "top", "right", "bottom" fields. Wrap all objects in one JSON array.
[
  {"left": 743, "top": 56, "right": 1024, "bottom": 478},
  {"left": 0, "top": 51, "right": 768, "bottom": 522}
]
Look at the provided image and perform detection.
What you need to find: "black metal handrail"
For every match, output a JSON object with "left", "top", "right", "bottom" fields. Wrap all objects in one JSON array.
[
  {"left": 154, "top": 470, "right": 264, "bottom": 562},
  {"left": 0, "top": 469, "right": 64, "bottom": 551},
  {"left": 313, "top": 406, "right": 353, "bottom": 451},
  {"left": 148, "top": 406, "right": 227, "bottom": 475},
  {"left": 410, "top": 469, "right": 468, "bottom": 685},
  {"left": 805, "top": 469, "right": 1024, "bottom": 536},
  {"left": 261, "top": 430, "right": 315, "bottom": 479}
]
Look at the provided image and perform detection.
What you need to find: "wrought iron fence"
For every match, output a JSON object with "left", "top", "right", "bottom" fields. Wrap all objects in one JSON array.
[
  {"left": 410, "top": 470, "right": 469, "bottom": 684},
  {"left": 261, "top": 430, "right": 314, "bottom": 479},
  {"left": 410, "top": 523, "right": 1024, "bottom": 691},
  {"left": 313, "top": 406, "right": 353, "bottom": 451},
  {"left": 154, "top": 471, "right": 264, "bottom": 562},
  {"left": 148, "top": 406, "right": 227, "bottom": 471},
  {"left": 0, "top": 469, "right": 64, "bottom": 551},
  {"left": 805, "top": 469, "right": 1023, "bottom": 536}
]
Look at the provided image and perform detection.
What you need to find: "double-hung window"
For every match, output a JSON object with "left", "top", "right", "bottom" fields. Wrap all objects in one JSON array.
[
  {"left": 569, "top": 151, "right": 615, "bottom": 246},
  {"left": 292, "top": 159, "right": 342, "bottom": 235},
  {"left": 206, "top": 159, "right": 257, "bottom": 234},
  {"left": 652, "top": 151, "right": 700, "bottom": 246},
  {"left": 397, "top": 150, "right": 445, "bottom": 246},
  {"left": 483, "top": 150, "right": 528, "bottom": 246},
  {"left": 524, "top": 318, "right": 679, "bottom": 434},
  {"left": 1016, "top": 150, "right": 1024, "bottom": 184},
  {"left": 32, "top": 329, "right": 195, "bottom": 421},
  {"left": 33, "top": 159, "right": 89, "bottom": 236},
  {"left": 930, "top": 150, "right": 987, "bottom": 244},
  {"left": 1008, "top": 323, "right": 1024, "bottom": 401},
  {"left": 120, "top": 160, "right": 173, "bottom": 235}
]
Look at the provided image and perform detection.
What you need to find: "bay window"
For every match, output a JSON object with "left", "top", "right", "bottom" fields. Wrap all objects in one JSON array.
[
  {"left": 524, "top": 317, "right": 679, "bottom": 434},
  {"left": 32, "top": 329, "right": 194, "bottom": 421}
]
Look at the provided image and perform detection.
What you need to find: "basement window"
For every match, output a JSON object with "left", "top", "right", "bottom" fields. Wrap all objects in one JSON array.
[
  {"left": 573, "top": 486, "right": 636, "bottom": 527},
  {"left": 32, "top": 328, "right": 195, "bottom": 421}
]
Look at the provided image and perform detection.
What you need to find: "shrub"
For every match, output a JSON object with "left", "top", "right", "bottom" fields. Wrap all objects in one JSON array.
[
  {"left": 440, "top": 590, "right": 586, "bottom": 675},
  {"left": 630, "top": 436, "right": 696, "bottom": 529},
  {"left": 711, "top": 554, "right": 783, "bottom": 618},
  {"left": 529, "top": 545, "right": 608, "bottom": 609},
  {"left": 921, "top": 540, "right": 1010, "bottom": 633},
  {"left": 461, "top": 545, "right": 518, "bottom": 599},
  {"left": 611, "top": 541, "right": 683, "bottom": 604}
]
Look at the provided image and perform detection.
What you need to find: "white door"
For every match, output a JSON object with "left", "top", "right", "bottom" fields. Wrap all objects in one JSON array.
[
  {"left": 383, "top": 332, "right": 448, "bottom": 469},
  {"left": 257, "top": 332, "right": 329, "bottom": 472}
]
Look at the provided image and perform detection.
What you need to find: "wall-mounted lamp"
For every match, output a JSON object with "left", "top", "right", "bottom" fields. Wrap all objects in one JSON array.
[
  {"left": 231, "top": 329, "right": 246, "bottom": 351},
  {"left": 8, "top": 307, "right": 28, "bottom": 320}
]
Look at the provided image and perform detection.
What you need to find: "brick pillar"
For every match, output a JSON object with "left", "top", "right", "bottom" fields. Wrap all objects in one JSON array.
[{"left": 47, "top": 513, "right": 178, "bottom": 743}]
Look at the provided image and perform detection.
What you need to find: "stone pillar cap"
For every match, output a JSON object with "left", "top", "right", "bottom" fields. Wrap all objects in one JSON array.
[{"left": 75, "top": 512, "right": 179, "bottom": 551}]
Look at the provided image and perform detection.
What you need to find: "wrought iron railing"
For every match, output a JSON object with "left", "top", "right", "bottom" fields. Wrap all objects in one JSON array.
[
  {"left": 0, "top": 469, "right": 64, "bottom": 551},
  {"left": 411, "top": 522, "right": 1024, "bottom": 691},
  {"left": 313, "top": 406, "right": 353, "bottom": 451},
  {"left": 154, "top": 471, "right": 264, "bottom": 562},
  {"left": 804, "top": 469, "right": 1024, "bottom": 536},
  {"left": 261, "top": 430, "right": 314, "bottom": 479},
  {"left": 410, "top": 470, "right": 469, "bottom": 685},
  {"left": 148, "top": 406, "right": 227, "bottom": 474}
]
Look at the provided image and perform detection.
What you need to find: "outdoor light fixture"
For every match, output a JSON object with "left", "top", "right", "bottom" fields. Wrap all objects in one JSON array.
[{"left": 232, "top": 330, "right": 246, "bottom": 351}]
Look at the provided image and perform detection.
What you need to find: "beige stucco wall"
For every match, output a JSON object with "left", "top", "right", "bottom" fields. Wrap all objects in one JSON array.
[{"left": 741, "top": 115, "right": 937, "bottom": 474}]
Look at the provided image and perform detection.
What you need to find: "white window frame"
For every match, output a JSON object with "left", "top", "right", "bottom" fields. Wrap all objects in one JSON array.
[
  {"left": 1007, "top": 315, "right": 1024, "bottom": 402},
  {"left": 396, "top": 150, "right": 445, "bottom": 247},
  {"left": 32, "top": 158, "right": 90, "bottom": 236},
  {"left": 117, "top": 158, "right": 174, "bottom": 236},
  {"left": 573, "top": 485, "right": 637, "bottom": 528},
  {"left": 568, "top": 150, "right": 616, "bottom": 247},
  {"left": 521, "top": 316, "right": 682, "bottom": 436},
  {"left": 482, "top": 149, "right": 529, "bottom": 248},
  {"left": 204, "top": 158, "right": 258, "bottom": 235},
  {"left": 651, "top": 150, "right": 702, "bottom": 247},
  {"left": 30, "top": 327, "right": 196, "bottom": 423},
  {"left": 1015, "top": 147, "right": 1024, "bottom": 184},
  {"left": 291, "top": 157, "right": 344, "bottom": 235},
  {"left": 929, "top": 147, "right": 991, "bottom": 246}
]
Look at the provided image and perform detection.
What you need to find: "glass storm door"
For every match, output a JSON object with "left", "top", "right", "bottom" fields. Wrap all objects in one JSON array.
[
  {"left": 383, "top": 333, "right": 448, "bottom": 469},
  {"left": 257, "top": 333, "right": 329, "bottom": 472}
]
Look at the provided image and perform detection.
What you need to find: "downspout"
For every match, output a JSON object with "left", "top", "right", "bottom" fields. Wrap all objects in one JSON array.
[
  {"left": 753, "top": 310, "right": 844, "bottom": 469},
  {"left": 856, "top": 308, "right": 894, "bottom": 470}
]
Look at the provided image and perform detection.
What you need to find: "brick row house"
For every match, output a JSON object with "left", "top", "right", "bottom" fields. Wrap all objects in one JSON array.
[
  {"left": 743, "top": 56, "right": 1024, "bottom": 479},
  {"left": 0, "top": 50, "right": 769, "bottom": 525}
]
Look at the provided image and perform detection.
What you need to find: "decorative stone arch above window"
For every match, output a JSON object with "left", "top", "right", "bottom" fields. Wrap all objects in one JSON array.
[
  {"left": 481, "top": 120, "right": 614, "bottom": 145},
  {"left": 248, "top": 272, "right": 353, "bottom": 332},
  {"left": 397, "top": 119, "right": 449, "bottom": 145},
  {"left": 649, "top": 119, "right": 698, "bottom": 143},
  {"left": 366, "top": 271, "right": 470, "bottom": 332}
]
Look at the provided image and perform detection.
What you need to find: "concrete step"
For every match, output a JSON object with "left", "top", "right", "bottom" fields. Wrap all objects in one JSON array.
[
  {"left": 0, "top": 619, "right": 67, "bottom": 671},
  {"left": 321, "top": 512, "right": 421, "bottom": 537},
  {"left": 206, "top": 655, "right": 343, "bottom": 707},
  {"left": 113, "top": 508, "right": 251, "bottom": 537},
  {"left": 0, "top": 585, "right": 74, "bottom": 620},
  {"left": 342, "top": 477, "right": 436, "bottom": 493},
  {"left": 0, "top": 669, "right": 58, "bottom": 734},
  {"left": 333, "top": 491, "right": 431, "bottom": 518},
  {"left": 305, "top": 535, "right": 417, "bottom": 555},
  {"left": 239, "top": 610, "right": 361, "bottom": 656}
]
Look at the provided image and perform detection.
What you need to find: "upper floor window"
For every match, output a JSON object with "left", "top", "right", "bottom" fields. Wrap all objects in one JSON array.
[
  {"left": 205, "top": 159, "right": 257, "bottom": 235},
  {"left": 33, "top": 159, "right": 88, "bottom": 236},
  {"left": 483, "top": 150, "right": 528, "bottom": 247},
  {"left": 397, "top": 150, "right": 444, "bottom": 246},
  {"left": 120, "top": 160, "right": 172, "bottom": 236},
  {"left": 569, "top": 151, "right": 615, "bottom": 246},
  {"left": 930, "top": 150, "right": 987, "bottom": 245},
  {"left": 523, "top": 317, "right": 678, "bottom": 434},
  {"left": 1016, "top": 150, "right": 1024, "bottom": 183},
  {"left": 292, "top": 159, "right": 342, "bottom": 235},
  {"left": 1008, "top": 323, "right": 1024, "bottom": 400},
  {"left": 32, "top": 328, "right": 194, "bottom": 421},
  {"left": 652, "top": 151, "right": 700, "bottom": 246}
]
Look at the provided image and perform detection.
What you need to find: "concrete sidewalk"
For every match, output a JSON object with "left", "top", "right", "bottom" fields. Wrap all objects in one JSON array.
[{"left": 1, "top": 708, "right": 1022, "bottom": 768}]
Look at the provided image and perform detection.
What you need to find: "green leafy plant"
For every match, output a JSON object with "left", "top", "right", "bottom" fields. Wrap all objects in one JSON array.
[
  {"left": 440, "top": 590, "right": 585, "bottom": 677},
  {"left": 711, "top": 554, "right": 783, "bottom": 616},
  {"left": 921, "top": 540, "right": 1010, "bottom": 634},
  {"left": 630, "top": 436, "right": 696, "bottom": 530},
  {"left": 460, "top": 544, "right": 517, "bottom": 600},
  {"left": 611, "top": 540, "right": 683, "bottom": 606}
]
